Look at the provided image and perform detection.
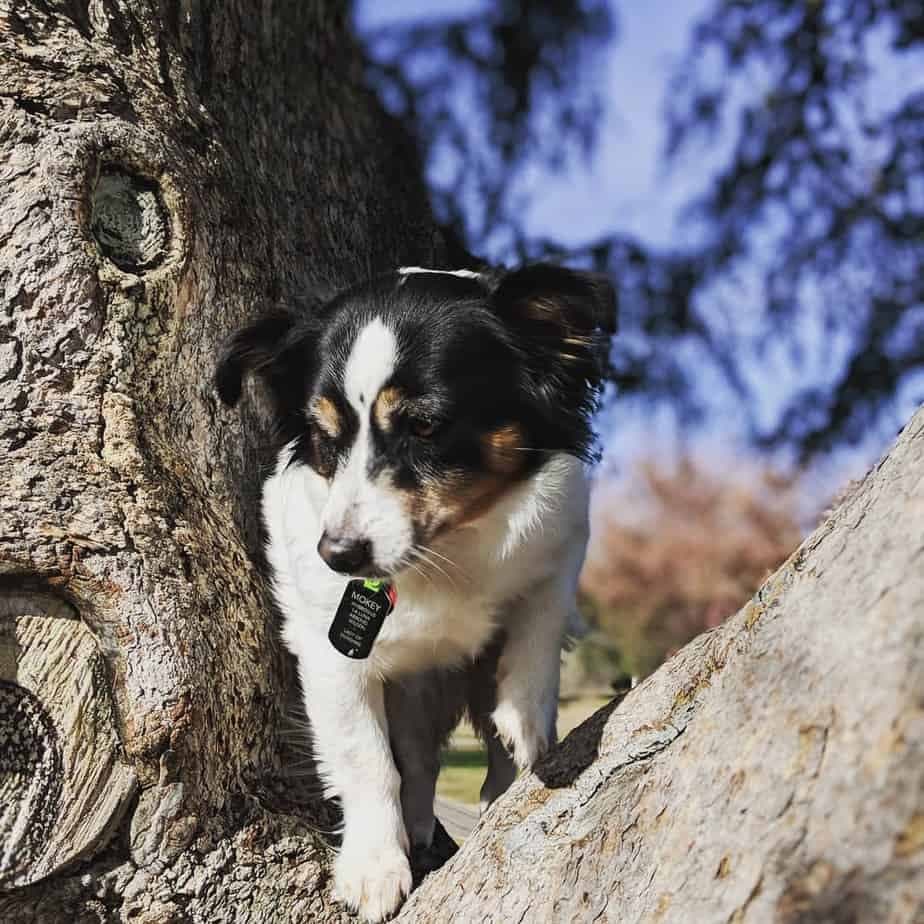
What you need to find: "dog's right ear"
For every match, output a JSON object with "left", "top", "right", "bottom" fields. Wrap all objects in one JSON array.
[{"left": 214, "top": 308, "right": 298, "bottom": 408}]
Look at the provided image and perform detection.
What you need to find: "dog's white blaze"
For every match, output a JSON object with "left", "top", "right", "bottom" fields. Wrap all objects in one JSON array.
[
  {"left": 343, "top": 317, "right": 398, "bottom": 410},
  {"left": 324, "top": 318, "right": 412, "bottom": 568}
]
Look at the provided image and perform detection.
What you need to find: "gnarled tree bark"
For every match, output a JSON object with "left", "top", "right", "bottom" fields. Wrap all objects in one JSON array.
[
  {"left": 1, "top": 1, "right": 435, "bottom": 920},
  {"left": 1, "top": 1, "right": 922, "bottom": 922}
]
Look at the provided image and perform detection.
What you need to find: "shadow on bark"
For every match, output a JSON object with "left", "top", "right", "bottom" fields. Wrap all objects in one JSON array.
[{"left": 535, "top": 692, "right": 626, "bottom": 789}]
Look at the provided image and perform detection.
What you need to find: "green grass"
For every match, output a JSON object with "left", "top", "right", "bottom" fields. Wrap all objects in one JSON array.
[
  {"left": 436, "top": 695, "right": 612, "bottom": 806},
  {"left": 436, "top": 751, "right": 487, "bottom": 804},
  {"left": 442, "top": 749, "right": 489, "bottom": 768}
]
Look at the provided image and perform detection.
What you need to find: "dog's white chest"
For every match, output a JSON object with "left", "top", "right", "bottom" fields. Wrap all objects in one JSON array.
[
  {"left": 264, "top": 448, "right": 588, "bottom": 678},
  {"left": 368, "top": 574, "right": 503, "bottom": 674}
]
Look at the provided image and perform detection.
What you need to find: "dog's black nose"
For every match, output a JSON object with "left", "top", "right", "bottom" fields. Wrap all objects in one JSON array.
[{"left": 317, "top": 533, "right": 373, "bottom": 575}]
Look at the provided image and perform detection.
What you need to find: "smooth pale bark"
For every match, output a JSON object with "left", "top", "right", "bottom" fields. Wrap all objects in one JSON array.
[
  {"left": 2, "top": 1, "right": 922, "bottom": 922},
  {"left": 398, "top": 406, "right": 924, "bottom": 924}
]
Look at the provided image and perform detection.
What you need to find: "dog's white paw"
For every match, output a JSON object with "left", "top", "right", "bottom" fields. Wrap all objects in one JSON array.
[
  {"left": 333, "top": 839, "right": 412, "bottom": 922},
  {"left": 492, "top": 700, "right": 551, "bottom": 770}
]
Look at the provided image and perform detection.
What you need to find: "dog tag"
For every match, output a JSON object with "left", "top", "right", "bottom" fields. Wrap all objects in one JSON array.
[{"left": 328, "top": 579, "right": 397, "bottom": 659}]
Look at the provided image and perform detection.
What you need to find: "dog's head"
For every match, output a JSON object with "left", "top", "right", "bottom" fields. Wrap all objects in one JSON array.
[{"left": 216, "top": 265, "right": 615, "bottom": 578}]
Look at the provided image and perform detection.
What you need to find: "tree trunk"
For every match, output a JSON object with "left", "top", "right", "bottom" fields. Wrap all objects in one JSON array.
[
  {"left": 1, "top": 2, "right": 437, "bottom": 920},
  {"left": 397, "top": 406, "right": 924, "bottom": 924},
  {"left": 1, "top": 2, "right": 922, "bottom": 922}
]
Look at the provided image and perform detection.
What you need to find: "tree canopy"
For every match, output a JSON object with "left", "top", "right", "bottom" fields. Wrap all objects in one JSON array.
[{"left": 355, "top": 0, "right": 924, "bottom": 459}]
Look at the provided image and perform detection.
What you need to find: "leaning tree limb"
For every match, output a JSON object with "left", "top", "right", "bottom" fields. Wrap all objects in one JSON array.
[{"left": 397, "top": 405, "right": 924, "bottom": 924}]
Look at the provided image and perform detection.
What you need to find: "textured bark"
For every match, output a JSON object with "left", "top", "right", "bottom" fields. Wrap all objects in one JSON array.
[
  {"left": 398, "top": 406, "right": 924, "bottom": 924},
  {"left": 1, "top": 1, "right": 436, "bottom": 919},
  {"left": 1, "top": 610, "right": 136, "bottom": 887},
  {"left": 1, "top": 1, "right": 922, "bottom": 922}
]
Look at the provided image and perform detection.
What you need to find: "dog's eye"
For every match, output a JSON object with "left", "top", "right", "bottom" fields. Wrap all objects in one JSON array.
[
  {"left": 409, "top": 417, "right": 438, "bottom": 439},
  {"left": 310, "top": 429, "right": 338, "bottom": 477}
]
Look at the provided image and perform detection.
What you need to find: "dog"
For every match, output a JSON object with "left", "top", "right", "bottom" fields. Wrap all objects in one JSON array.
[{"left": 215, "top": 263, "right": 614, "bottom": 921}]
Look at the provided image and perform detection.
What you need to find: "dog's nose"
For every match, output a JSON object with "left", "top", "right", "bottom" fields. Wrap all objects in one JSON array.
[{"left": 317, "top": 532, "right": 373, "bottom": 575}]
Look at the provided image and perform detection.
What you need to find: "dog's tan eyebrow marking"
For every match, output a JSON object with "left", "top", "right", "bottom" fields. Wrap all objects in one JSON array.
[
  {"left": 482, "top": 424, "right": 525, "bottom": 475},
  {"left": 309, "top": 396, "right": 341, "bottom": 437},
  {"left": 373, "top": 386, "right": 405, "bottom": 432}
]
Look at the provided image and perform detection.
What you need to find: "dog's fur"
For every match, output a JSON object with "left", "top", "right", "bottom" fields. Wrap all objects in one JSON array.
[{"left": 216, "top": 264, "right": 614, "bottom": 921}]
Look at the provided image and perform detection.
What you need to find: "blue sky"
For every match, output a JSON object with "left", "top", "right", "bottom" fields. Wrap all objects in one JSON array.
[
  {"left": 354, "top": 1, "right": 730, "bottom": 468},
  {"left": 353, "top": 1, "right": 922, "bottom": 498},
  {"left": 520, "top": 0, "right": 717, "bottom": 250},
  {"left": 355, "top": 0, "right": 713, "bottom": 251}
]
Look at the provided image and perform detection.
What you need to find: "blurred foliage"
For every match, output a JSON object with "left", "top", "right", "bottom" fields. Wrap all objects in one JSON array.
[
  {"left": 666, "top": 0, "right": 924, "bottom": 455},
  {"left": 355, "top": 0, "right": 924, "bottom": 457},
  {"left": 580, "top": 457, "right": 804, "bottom": 677},
  {"left": 360, "top": 0, "right": 613, "bottom": 254}
]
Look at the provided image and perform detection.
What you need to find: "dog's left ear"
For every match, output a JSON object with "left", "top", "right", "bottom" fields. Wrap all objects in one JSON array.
[
  {"left": 214, "top": 307, "right": 306, "bottom": 409},
  {"left": 490, "top": 263, "right": 616, "bottom": 389}
]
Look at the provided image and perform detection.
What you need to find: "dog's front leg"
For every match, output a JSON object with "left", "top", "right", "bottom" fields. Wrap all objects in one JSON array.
[
  {"left": 492, "top": 576, "right": 574, "bottom": 771},
  {"left": 304, "top": 656, "right": 411, "bottom": 922}
]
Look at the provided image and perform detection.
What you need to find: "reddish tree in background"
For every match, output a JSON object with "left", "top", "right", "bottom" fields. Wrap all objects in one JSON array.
[{"left": 580, "top": 457, "right": 806, "bottom": 677}]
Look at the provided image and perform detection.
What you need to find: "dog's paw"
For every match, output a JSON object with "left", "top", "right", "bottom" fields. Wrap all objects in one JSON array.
[
  {"left": 492, "top": 700, "right": 551, "bottom": 770},
  {"left": 333, "top": 839, "right": 412, "bottom": 922}
]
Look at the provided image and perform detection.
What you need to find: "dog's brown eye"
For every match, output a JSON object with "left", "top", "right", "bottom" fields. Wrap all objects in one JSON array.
[
  {"left": 310, "top": 429, "right": 338, "bottom": 477},
  {"left": 410, "top": 417, "right": 438, "bottom": 439}
]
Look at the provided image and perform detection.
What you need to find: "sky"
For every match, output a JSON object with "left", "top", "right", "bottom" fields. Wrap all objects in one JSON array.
[
  {"left": 353, "top": 0, "right": 921, "bottom": 500},
  {"left": 355, "top": 0, "right": 713, "bottom": 251},
  {"left": 520, "top": 0, "right": 717, "bottom": 250},
  {"left": 354, "top": 0, "right": 731, "bottom": 470}
]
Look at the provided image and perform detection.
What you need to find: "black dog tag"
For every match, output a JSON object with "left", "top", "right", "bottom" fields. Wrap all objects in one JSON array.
[{"left": 328, "top": 579, "right": 397, "bottom": 659}]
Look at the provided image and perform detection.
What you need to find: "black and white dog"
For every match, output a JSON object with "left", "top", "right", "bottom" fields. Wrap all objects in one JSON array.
[{"left": 216, "top": 264, "right": 614, "bottom": 921}]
